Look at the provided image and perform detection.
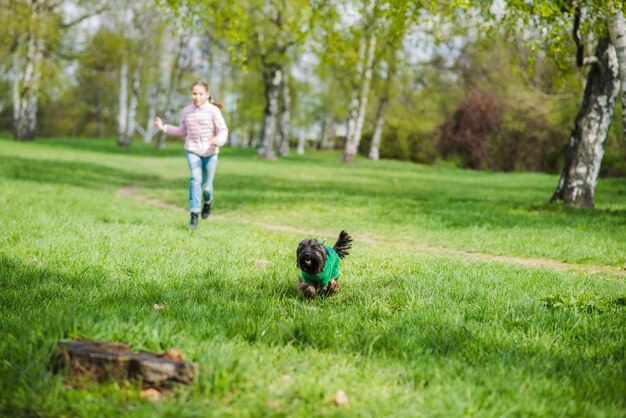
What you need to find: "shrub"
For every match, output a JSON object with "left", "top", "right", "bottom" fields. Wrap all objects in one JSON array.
[
  {"left": 437, "top": 90, "right": 567, "bottom": 173},
  {"left": 437, "top": 90, "right": 502, "bottom": 169}
]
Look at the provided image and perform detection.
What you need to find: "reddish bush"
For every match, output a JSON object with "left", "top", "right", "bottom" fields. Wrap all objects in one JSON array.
[
  {"left": 437, "top": 90, "right": 565, "bottom": 173},
  {"left": 437, "top": 90, "right": 502, "bottom": 169}
]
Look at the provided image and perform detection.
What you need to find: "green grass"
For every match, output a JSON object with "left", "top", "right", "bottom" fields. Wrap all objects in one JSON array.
[{"left": 1, "top": 136, "right": 625, "bottom": 417}]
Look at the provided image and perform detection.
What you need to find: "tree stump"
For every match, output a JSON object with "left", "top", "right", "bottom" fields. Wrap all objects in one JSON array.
[{"left": 55, "top": 340, "right": 194, "bottom": 388}]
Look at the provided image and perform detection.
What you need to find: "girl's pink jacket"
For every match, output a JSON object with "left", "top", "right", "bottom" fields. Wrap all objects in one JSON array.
[{"left": 164, "top": 102, "right": 229, "bottom": 157}]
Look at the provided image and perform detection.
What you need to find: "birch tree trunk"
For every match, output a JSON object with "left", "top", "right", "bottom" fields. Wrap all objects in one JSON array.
[
  {"left": 369, "top": 50, "right": 397, "bottom": 160},
  {"left": 12, "top": 44, "right": 21, "bottom": 135},
  {"left": 157, "top": 35, "right": 187, "bottom": 150},
  {"left": 13, "top": 28, "right": 44, "bottom": 141},
  {"left": 343, "top": 35, "right": 376, "bottom": 163},
  {"left": 297, "top": 129, "right": 306, "bottom": 155},
  {"left": 124, "top": 59, "right": 142, "bottom": 144},
  {"left": 368, "top": 98, "right": 387, "bottom": 161},
  {"left": 117, "top": 60, "right": 129, "bottom": 146},
  {"left": 550, "top": 38, "right": 620, "bottom": 208},
  {"left": 319, "top": 114, "right": 332, "bottom": 150},
  {"left": 143, "top": 86, "right": 158, "bottom": 143},
  {"left": 607, "top": 8, "right": 626, "bottom": 138},
  {"left": 258, "top": 64, "right": 282, "bottom": 160},
  {"left": 343, "top": 37, "right": 366, "bottom": 159},
  {"left": 278, "top": 70, "right": 291, "bottom": 157}
]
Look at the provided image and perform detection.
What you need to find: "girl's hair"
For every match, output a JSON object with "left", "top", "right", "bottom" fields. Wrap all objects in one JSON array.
[{"left": 191, "top": 80, "right": 224, "bottom": 110}]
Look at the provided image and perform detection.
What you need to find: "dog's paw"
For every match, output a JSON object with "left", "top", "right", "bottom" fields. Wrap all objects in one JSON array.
[
  {"left": 303, "top": 285, "right": 317, "bottom": 298},
  {"left": 329, "top": 279, "right": 342, "bottom": 293}
]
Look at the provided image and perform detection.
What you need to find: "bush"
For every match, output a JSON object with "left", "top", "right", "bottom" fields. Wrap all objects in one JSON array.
[
  {"left": 359, "top": 128, "right": 438, "bottom": 164},
  {"left": 437, "top": 90, "right": 567, "bottom": 173},
  {"left": 437, "top": 90, "right": 501, "bottom": 169},
  {"left": 487, "top": 108, "right": 564, "bottom": 173}
]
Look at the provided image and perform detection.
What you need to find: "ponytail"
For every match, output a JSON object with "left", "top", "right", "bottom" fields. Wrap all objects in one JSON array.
[{"left": 209, "top": 97, "right": 225, "bottom": 111}]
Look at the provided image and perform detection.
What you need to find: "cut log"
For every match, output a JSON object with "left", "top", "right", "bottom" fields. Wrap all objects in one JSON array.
[{"left": 55, "top": 340, "right": 194, "bottom": 387}]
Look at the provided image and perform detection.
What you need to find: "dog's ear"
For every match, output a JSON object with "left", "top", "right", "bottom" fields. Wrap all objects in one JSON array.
[
  {"left": 318, "top": 242, "right": 328, "bottom": 258},
  {"left": 296, "top": 240, "right": 306, "bottom": 269}
]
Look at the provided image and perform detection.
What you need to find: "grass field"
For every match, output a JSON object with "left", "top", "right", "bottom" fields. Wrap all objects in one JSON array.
[{"left": 1, "top": 136, "right": 625, "bottom": 417}]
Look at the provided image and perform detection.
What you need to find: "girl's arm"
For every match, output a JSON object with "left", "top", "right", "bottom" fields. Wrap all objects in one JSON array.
[
  {"left": 154, "top": 114, "right": 186, "bottom": 138},
  {"left": 211, "top": 107, "right": 229, "bottom": 146}
]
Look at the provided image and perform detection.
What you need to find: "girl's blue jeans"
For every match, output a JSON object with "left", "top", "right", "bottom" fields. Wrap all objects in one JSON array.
[{"left": 185, "top": 151, "right": 218, "bottom": 213}]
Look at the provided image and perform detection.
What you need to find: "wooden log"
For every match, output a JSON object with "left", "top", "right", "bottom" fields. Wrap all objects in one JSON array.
[{"left": 56, "top": 340, "right": 194, "bottom": 387}]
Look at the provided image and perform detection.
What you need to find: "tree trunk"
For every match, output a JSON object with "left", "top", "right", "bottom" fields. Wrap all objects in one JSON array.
[
  {"left": 368, "top": 99, "right": 388, "bottom": 161},
  {"left": 157, "top": 34, "right": 187, "bottom": 150},
  {"left": 117, "top": 60, "right": 129, "bottom": 146},
  {"left": 143, "top": 86, "right": 158, "bottom": 143},
  {"left": 550, "top": 38, "right": 620, "bottom": 208},
  {"left": 297, "top": 129, "right": 306, "bottom": 155},
  {"left": 124, "top": 59, "right": 142, "bottom": 144},
  {"left": 319, "top": 113, "right": 332, "bottom": 150},
  {"left": 369, "top": 49, "right": 397, "bottom": 160},
  {"left": 258, "top": 64, "right": 282, "bottom": 160},
  {"left": 607, "top": 8, "right": 626, "bottom": 138},
  {"left": 343, "top": 35, "right": 377, "bottom": 163},
  {"left": 343, "top": 37, "right": 366, "bottom": 161},
  {"left": 12, "top": 43, "right": 20, "bottom": 135},
  {"left": 13, "top": 28, "right": 44, "bottom": 141},
  {"left": 278, "top": 70, "right": 291, "bottom": 157},
  {"left": 95, "top": 96, "right": 103, "bottom": 138}
]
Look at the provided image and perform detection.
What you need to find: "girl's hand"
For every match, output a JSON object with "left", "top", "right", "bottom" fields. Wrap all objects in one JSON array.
[{"left": 154, "top": 117, "right": 165, "bottom": 131}]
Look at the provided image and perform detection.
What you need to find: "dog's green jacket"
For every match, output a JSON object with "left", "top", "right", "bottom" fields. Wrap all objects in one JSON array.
[{"left": 302, "top": 246, "right": 340, "bottom": 287}]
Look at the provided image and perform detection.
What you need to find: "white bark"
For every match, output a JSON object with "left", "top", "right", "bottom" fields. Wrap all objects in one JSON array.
[
  {"left": 143, "top": 86, "right": 158, "bottom": 143},
  {"left": 369, "top": 50, "right": 396, "bottom": 160},
  {"left": 26, "top": 40, "right": 44, "bottom": 137},
  {"left": 12, "top": 41, "right": 22, "bottom": 134},
  {"left": 343, "top": 37, "right": 366, "bottom": 159},
  {"left": 353, "top": 35, "right": 377, "bottom": 147},
  {"left": 551, "top": 38, "right": 620, "bottom": 208},
  {"left": 13, "top": 25, "right": 44, "bottom": 140},
  {"left": 369, "top": 99, "right": 387, "bottom": 161},
  {"left": 343, "top": 35, "right": 377, "bottom": 163},
  {"left": 319, "top": 114, "right": 333, "bottom": 150},
  {"left": 157, "top": 34, "right": 188, "bottom": 150},
  {"left": 117, "top": 60, "right": 129, "bottom": 145},
  {"left": 258, "top": 65, "right": 282, "bottom": 160},
  {"left": 297, "top": 129, "right": 306, "bottom": 155},
  {"left": 125, "top": 60, "right": 142, "bottom": 143},
  {"left": 607, "top": 8, "right": 626, "bottom": 138}
]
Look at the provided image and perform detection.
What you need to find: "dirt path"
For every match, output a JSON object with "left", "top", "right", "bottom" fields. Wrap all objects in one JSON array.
[{"left": 118, "top": 185, "right": 626, "bottom": 278}]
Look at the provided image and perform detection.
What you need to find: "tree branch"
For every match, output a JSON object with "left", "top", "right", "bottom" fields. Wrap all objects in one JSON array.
[
  {"left": 60, "top": 6, "right": 108, "bottom": 29},
  {"left": 572, "top": 4, "right": 600, "bottom": 67},
  {"left": 573, "top": 4, "right": 584, "bottom": 67}
]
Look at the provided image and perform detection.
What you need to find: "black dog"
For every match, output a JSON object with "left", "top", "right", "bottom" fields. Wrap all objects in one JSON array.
[{"left": 296, "top": 231, "right": 352, "bottom": 298}]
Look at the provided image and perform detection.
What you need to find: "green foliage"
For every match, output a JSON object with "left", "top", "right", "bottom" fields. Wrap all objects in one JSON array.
[
  {"left": 542, "top": 292, "right": 626, "bottom": 314},
  {"left": 1, "top": 137, "right": 626, "bottom": 416}
]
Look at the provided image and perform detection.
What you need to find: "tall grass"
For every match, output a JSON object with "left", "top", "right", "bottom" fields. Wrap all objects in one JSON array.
[{"left": 1, "top": 137, "right": 625, "bottom": 417}]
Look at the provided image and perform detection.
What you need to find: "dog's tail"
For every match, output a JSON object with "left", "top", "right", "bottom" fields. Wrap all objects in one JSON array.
[{"left": 333, "top": 231, "right": 353, "bottom": 259}]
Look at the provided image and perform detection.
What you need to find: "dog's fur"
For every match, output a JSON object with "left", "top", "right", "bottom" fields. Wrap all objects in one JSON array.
[{"left": 296, "top": 231, "right": 352, "bottom": 298}]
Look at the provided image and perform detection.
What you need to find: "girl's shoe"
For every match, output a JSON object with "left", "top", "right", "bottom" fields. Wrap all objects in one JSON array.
[
  {"left": 189, "top": 213, "right": 199, "bottom": 229},
  {"left": 201, "top": 202, "right": 212, "bottom": 219}
]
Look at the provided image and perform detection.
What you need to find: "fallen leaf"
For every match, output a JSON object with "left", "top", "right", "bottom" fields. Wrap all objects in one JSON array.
[
  {"left": 267, "top": 400, "right": 280, "bottom": 409},
  {"left": 252, "top": 259, "right": 270, "bottom": 268},
  {"left": 160, "top": 348, "right": 184, "bottom": 361},
  {"left": 140, "top": 388, "right": 161, "bottom": 401},
  {"left": 335, "top": 390, "right": 350, "bottom": 407}
]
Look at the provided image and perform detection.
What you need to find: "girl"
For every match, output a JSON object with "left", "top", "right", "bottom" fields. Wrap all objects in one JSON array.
[{"left": 154, "top": 81, "right": 228, "bottom": 229}]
